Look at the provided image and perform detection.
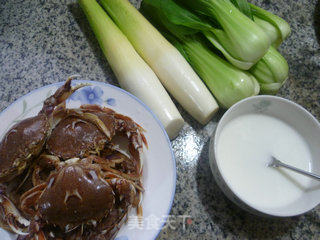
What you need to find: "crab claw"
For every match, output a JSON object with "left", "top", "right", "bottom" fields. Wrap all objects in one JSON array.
[
  {"left": 0, "top": 192, "right": 29, "bottom": 235},
  {"left": 40, "top": 76, "right": 89, "bottom": 116}
]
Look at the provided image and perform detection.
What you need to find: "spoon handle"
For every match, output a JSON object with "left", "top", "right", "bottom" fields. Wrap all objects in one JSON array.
[{"left": 270, "top": 158, "right": 320, "bottom": 181}]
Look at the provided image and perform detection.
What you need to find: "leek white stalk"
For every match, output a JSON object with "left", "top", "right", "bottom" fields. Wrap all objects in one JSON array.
[
  {"left": 79, "top": 0, "right": 184, "bottom": 139},
  {"left": 100, "top": 0, "right": 219, "bottom": 124}
]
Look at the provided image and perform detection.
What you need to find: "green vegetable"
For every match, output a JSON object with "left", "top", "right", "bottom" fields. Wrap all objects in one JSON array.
[
  {"left": 250, "top": 3, "right": 291, "bottom": 48},
  {"left": 180, "top": 0, "right": 271, "bottom": 70},
  {"left": 229, "top": 0, "right": 291, "bottom": 48},
  {"left": 141, "top": 0, "right": 260, "bottom": 108},
  {"left": 178, "top": 35, "right": 260, "bottom": 108},
  {"left": 249, "top": 46, "right": 289, "bottom": 94},
  {"left": 100, "top": 0, "right": 219, "bottom": 124},
  {"left": 228, "top": 0, "right": 289, "bottom": 93}
]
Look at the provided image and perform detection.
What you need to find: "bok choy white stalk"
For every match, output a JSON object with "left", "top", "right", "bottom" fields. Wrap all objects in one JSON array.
[
  {"left": 180, "top": 0, "right": 271, "bottom": 70},
  {"left": 249, "top": 46, "right": 289, "bottom": 94},
  {"left": 141, "top": 0, "right": 260, "bottom": 108},
  {"left": 99, "top": 0, "right": 219, "bottom": 125},
  {"left": 174, "top": 36, "right": 260, "bottom": 108},
  {"left": 79, "top": 0, "right": 184, "bottom": 139}
]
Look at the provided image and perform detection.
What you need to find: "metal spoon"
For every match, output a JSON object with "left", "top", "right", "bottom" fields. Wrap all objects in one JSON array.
[{"left": 268, "top": 157, "right": 320, "bottom": 181}]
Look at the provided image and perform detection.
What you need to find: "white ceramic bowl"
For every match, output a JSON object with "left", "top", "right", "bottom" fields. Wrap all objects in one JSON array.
[
  {"left": 209, "top": 95, "right": 320, "bottom": 217},
  {"left": 0, "top": 80, "right": 176, "bottom": 240}
]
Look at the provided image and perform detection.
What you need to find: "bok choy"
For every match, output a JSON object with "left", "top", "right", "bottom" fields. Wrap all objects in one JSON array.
[
  {"left": 229, "top": 0, "right": 289, "bottom": 93},
  {"left": 229, "top": 0, "right": 291, "bottom": 48},
  {"left": 249, "top": 46, "right": 289, "bottom": 94},
  {"left": 173, "top": 35, "right": 260, "bottom": 108},
  {"left": 250, "top": 3, "right": 291, "bottom": 48},
  {"left": 180, "top": 0, "right": 271, "bottom": 70},
  {"left": 100, "top": 0, "right": 219, "bottom": 124},
  {"left": 141, "top": 0, "right": 260, "bottom": 108},
  {"left": 79, "top": 0, "right": 184, "bottom": 139}
]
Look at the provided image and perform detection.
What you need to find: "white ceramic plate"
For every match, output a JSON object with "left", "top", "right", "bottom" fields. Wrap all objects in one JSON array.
[{"left": 0, "top": 80, "right": 176, "bottom": 240}]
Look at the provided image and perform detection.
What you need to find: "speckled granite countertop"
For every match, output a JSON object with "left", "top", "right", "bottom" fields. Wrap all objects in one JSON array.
[{"left": 1, "top": 0, "right": 320, "bottom": 239}]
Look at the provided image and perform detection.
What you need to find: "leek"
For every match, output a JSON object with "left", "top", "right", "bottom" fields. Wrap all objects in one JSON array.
[
  {"left": 249, "top": 46, "right": 289, "bottom": 94},
  {"left": 180, "top": 0, "right": 271, "bottom": 70},
  {"left": 141, "top": 0, "right": 260, "bottom": 108},
  {"left": 100, "top": 0, "right": 219, "bottom": 124},
  {"left": 79, "top": 0, "right": 184, "bottom": 139}
]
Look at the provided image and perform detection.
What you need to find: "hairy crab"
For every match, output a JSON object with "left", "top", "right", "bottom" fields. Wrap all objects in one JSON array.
[{"left": 0, "top": 78, "right": 146, "bottom": 240}]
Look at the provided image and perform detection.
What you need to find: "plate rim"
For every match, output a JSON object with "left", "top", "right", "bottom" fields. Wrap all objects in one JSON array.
[{"left": 0, "top": 80, "right": 177, "bottom": 240}]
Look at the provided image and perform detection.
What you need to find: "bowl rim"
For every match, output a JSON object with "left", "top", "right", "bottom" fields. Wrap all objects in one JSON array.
[
  {"left": 0, "top": 80, "right": 177, "bottom": 239},
  {"left": 213, "top": 95, "right": 320, "bottom": 217}
]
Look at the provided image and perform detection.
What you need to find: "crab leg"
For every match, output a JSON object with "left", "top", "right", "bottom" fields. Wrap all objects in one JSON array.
[
  {"left": 0, "top": 193, "right": 29, "bottom": 235},
  {"left": 32, "top": 155, "right": 61, "bottom": 186},
  {"left": 20, "top": 183, "right": 46, "bottom": 216},
  {"left": 33, "top": 231, "right": 46, "bottom": 240}
]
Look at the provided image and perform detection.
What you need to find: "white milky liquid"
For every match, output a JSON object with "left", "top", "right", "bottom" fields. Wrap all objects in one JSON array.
[{"left": 217, "top": 114, "right": 312, "bottom": 210}]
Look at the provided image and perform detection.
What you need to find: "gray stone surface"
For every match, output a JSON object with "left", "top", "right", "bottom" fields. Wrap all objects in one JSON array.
[{"left": 0, "top": 0, "right": 319, "bottom": 239}]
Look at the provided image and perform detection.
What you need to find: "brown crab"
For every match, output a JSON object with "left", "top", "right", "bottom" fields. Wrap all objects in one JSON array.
[
  {"left": 0, "top": 77, "right": 86, "bottom": 183},
  {"left": 19, "top": 156, "right": 139, "bottom": 239},
  {"left": 0, "top": 78, "right": 146, "bottom": 239}
]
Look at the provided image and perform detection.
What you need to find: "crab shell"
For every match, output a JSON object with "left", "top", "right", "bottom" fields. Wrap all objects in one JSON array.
[
  {"left": 46, "top": 117, "right": 107, "bottom": 160},
  {"left": 37, "top": 163, "right": 115, "bottom": 229},
  {"left": 0, "top": 115, "right": 49, "bottom": 182}
]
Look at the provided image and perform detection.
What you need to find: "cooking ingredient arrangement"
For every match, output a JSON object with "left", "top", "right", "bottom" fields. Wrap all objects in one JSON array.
[
  {"left": 0, "top": 0, "right": 318, "bottom": 240},
  {"left": 80, "top": 0, "right": 290, "bottom": 138}
]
